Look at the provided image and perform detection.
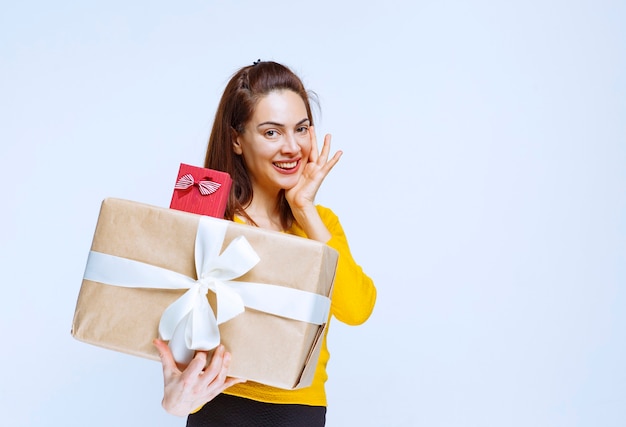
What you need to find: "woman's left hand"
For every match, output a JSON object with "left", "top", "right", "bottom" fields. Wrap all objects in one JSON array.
[
  {"left": 154, "top": 339, "right": 245, "bottom": 417},
  {"left": 285, "top": 127, "right": 342, "bottom": 210}
]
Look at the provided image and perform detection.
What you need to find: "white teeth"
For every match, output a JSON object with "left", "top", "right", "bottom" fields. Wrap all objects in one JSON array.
[{"left": 274, "top": 161, "right": 297, "bottom": 169}]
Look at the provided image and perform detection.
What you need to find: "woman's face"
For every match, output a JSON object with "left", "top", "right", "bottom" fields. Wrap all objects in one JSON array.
[{"left": 234, "top": 89, "right": 312, "bottom": 196}]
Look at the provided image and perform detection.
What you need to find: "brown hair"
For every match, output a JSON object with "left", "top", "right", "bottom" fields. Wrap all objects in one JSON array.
[{"left": 204, "top": 61, "right": 315, "bottom": 230}]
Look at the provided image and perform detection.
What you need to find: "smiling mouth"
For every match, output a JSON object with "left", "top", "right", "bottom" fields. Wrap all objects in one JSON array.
[{"left": 274, "top": 161, "right": 298, "bottom": 170}]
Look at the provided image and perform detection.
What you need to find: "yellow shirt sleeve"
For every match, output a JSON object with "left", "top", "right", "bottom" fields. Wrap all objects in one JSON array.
[{"left": 315, "top": 205, "right": 377, "bottom": 325}]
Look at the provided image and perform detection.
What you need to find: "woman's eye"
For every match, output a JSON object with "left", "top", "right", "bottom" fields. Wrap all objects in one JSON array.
[
  {"left": 296, "top": 126, "right": 309, "bottom": 134},
  {"left": 265, "top": 130, "right": 277, "bottom": 137}
]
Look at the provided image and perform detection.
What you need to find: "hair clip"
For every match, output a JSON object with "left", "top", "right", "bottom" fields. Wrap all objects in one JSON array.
[{"left": 253, "top": 59, "right": 261, "bottom": 66}]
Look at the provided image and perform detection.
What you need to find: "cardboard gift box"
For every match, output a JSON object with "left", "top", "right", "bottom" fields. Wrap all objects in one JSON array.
[
  {"left": 71, "top": 198, "right": 338, "bottom": 389},
  {"left": 170, "top": 163, "right": 232, "bottom": 218}
]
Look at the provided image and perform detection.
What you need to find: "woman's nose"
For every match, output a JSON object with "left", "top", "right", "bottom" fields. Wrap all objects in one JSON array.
[{"left": 281, "top": 132, "right": 300, "bottom": 153}]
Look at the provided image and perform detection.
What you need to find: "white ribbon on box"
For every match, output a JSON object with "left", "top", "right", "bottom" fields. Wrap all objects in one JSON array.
[{"left": 83, "top": 215, "right": 331, "bottom": 364}]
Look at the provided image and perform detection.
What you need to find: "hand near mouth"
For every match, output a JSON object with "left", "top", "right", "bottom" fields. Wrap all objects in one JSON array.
[{"left": 286, "top": 127, "right": 342, "bottom": 242}]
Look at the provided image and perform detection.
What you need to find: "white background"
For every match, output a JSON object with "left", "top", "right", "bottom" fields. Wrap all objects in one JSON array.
[{"left": 1, "top": 1, "right": 625, "bottom": 426}]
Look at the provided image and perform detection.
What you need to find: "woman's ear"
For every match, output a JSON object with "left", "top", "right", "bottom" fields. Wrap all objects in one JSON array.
[{"left": 231, "top": 128, "right": 243, "bottom": 155}]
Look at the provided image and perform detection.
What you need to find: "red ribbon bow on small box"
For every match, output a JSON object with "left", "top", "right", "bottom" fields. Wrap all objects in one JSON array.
[{"left": 174, "top": 173, "right": 221, "bottom": 196}]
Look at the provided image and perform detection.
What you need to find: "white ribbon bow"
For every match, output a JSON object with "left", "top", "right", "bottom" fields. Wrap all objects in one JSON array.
[{"left": 159, "top": 229, "right": 260, "bottom": 363}]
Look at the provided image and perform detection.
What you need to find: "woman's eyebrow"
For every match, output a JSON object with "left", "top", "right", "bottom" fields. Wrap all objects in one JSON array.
[{"left": 257, "top": 118, "right": 310, "bottom": 128}]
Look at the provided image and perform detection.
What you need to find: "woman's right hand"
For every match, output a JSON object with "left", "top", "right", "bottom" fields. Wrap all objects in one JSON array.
[{"left": 153, "top": 339, "right": 246, "bottom": 417}]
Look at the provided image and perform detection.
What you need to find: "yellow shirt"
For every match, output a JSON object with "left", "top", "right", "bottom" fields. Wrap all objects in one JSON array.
[{"left": 220, "top": 205, "right": 377, "bottom": 407}]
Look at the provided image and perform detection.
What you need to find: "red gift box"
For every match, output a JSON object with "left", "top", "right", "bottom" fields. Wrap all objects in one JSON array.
[{"left": 170, "top": 163, "right": 232, "bottom": 218}]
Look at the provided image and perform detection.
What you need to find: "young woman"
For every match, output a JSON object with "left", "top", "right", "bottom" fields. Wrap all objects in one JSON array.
[{"left": 153, "top": 61, "right": 377, "bottom": 426}]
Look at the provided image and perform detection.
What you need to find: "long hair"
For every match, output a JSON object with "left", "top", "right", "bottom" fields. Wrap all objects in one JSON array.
[{"left": 204, "top": 61, "right": 315, "bottom": 230}]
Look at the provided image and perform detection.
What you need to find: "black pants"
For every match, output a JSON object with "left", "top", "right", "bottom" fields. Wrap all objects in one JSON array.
[{"left": 186, "top": 394, "right": 326, "bottom": 427}]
